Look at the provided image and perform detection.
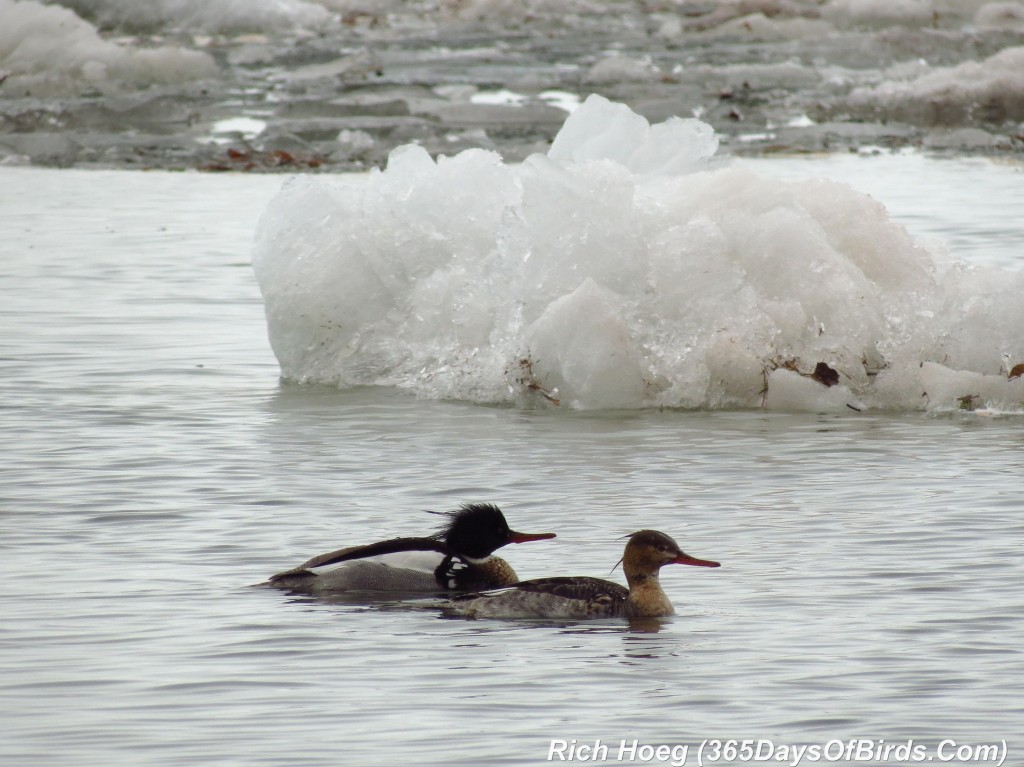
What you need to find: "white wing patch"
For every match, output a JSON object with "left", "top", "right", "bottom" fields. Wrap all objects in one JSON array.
[
  {"left": 445, "top": 557, "right": 470, "bottom": 589},
  {"left": 465, "top": 585, "right": 519, "bottom": 598},
  {"left": 309, "top": 550, "right": 445, "bottom": 575}
]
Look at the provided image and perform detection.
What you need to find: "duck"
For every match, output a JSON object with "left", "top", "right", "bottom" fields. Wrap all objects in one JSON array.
[
  {"left": 443, "top": 529, "right": 719, "bottom": 619},
  {"left": 263, "top": 503, "right": 555, "bottom": 595}
]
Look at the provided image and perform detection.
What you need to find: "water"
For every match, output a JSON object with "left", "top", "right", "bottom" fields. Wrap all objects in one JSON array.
[{"left": 2, "top": 161, "right": 1023, "bottom": 766}]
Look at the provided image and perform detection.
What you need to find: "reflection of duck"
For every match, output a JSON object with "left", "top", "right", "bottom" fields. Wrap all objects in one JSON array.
[
  {"left": 444, "top": 530, "right": 719, "bottom": 619},
  {"left": 264, "top": 503, "right": 555, "bottom": 594}
]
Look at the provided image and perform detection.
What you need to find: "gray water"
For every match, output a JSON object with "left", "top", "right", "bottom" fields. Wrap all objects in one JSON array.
[{"left": 2, "top": 162, "right": 1023, "bottom": 767}]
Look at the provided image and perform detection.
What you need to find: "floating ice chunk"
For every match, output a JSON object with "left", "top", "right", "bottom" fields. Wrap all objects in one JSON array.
[
  {"left": 515, "top": 153, "right": 647, "bottom": 322},
  {"left": 975, "top": 2, "right": 1024, "bottom": 30},
  {"left": 821, "top": 0, "right": 934, "bottom": 28},
  {"left": 0, "top": 0, "right": 216, "bottom": 96},
  {"left": 683, "top": 0, "right": 830, "bottom": 35},
  {"left": 933, "top": 263, "right": 1024, "bottom": 375},
  {"left": 252, "top": 95, "right": 1024, "bottom": 412},
  {"left": 253, "top": 145, "right": 522, "bottom": 385},
  {"left": 585, "top": 54, "right": 660, "bottom": 84},
  {"left": 654, "top": 13, "right": 684, "bottom": 39},
  {"left": 337, "top": 128, "right": 375, "bottom": 151},
  {"left": 49, "top": 0, "right": 333, "bottom": 34},
  {"left": 127, "top": 47, "right": 217, "bottom": 84},
  {"left": 212, "top": 117, "right": 267, "bottom": 139},
  {"left": 920, "top": 362, "right": 1024, "bottom": 412},
  {"left": 450, "top": 0, "right": 600, "bottom": 25},
  {"left": 701, "top": 12, "right": 832, "bottom": 39},
  {"left": 451, "top": 0, "right": 532, "bottom": 23},
  {"left": 548, "top": 94, "right": 718, "bottom": 176},
  {"left": 288, "top": 52, "right": 375, "bottom": 83},
  {"left": 846, "top": 46, "right": 1024, "bottom": 125},
  {"left": 470, "top": 89, "right": 527, "bottom": 106},
  {"left": 538, "top": 90, "right": 582, "bottom": 113},
  {"left": 762, "top": 369, "right": 861, "bottom": 412},
  {"left": 251, "top": 176, "right": 389, "bottom": 385},
  {"left": 523, "top": 279, "right": 648, "bottom": 410},
  {"left": 547, "top": 94, "right": 650, "bottom": 167}
]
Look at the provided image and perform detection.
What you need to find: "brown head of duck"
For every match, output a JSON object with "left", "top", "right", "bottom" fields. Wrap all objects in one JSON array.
[{"left": 618, "top": 529, "right": 720, "bottom": 618}]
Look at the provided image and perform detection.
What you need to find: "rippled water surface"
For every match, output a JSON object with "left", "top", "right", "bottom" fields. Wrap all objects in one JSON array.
[{"left": 2, "top": 163, "right": 1023, "bottom": 767}]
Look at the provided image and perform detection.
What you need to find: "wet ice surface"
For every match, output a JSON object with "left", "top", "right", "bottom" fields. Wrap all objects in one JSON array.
[{"left": 2, "top": 0, "right": 1024, "bottom": 171}]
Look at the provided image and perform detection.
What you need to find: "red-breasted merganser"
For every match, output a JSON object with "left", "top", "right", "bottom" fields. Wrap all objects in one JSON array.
[
  {"left": 443, "top": 529, "right": 719, "bottom": 619},
  {"left": 263, "top": 503, "right": 556, "bottom": 595}
]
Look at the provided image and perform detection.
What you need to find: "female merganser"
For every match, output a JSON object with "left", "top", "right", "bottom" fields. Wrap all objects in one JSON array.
[
  {"left": 264, "top": 503, "right": 555, "bottom": 595},
  {"left": 443, "top": 529, "right": 719, "bottom": 619}
]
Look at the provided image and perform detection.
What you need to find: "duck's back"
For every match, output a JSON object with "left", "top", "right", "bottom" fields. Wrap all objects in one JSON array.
[{"left": 446, "top": 576, "right": 629, "bottom": 619}]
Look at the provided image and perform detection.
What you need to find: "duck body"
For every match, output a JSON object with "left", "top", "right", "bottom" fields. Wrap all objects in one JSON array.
[
  {"left": 444, "top": 529, "right": 719, "bottom": 619},
  {"left": 264, "top": 503, "right": 555, "bottom": 595},
  {"left": 448, "top": 576, "right": 631, "bottom": 619}
]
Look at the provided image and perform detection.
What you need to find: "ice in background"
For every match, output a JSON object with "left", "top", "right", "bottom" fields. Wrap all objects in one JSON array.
[
  {"left": 252, "top": 96, "right": 1024, "bottom": 413},
  {"left": 0, "top": 0, "right": 216, "bottom": 95},
  {"left": 2, "top": 0, "right": 1024, "bottom": 167},
  {"left": 41, "top": 0, "right": 333, "bottom": 33}
]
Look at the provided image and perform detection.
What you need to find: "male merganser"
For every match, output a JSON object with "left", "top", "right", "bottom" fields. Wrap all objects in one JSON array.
[
  {"left": 264, "top": 503, "right": 556, "bottom": 595},
  {"left": 443, "top": 529, "right": 719, "bottom": 619}
]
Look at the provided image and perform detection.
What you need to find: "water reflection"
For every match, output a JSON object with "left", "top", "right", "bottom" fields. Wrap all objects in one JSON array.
[
  {"left": 276, "top": 590, "right": 449, "bottom": 611},
  {"left": 625, "top": 617, "right": 670, "bottom": 635}
]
